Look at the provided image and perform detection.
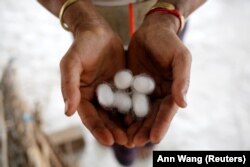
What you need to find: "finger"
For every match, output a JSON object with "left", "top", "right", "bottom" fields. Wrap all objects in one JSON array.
[
  {"left": 133, "top": 121, "right": 152, "bottom": 147},
  {"left": 78, "top": 100, "right": 114, "bottom": 146},
  {"left": 126, "top": 120, "right": 142, "bottom": 148},
  {"left": 172, "top": 48, "right": 192, "bottom": 108},
  {"left": 133, "top": 101, "right": 160, "bottom": 147},
  {"left": 98, "top": 109, "right": 128, "bottom": 146},
  {"left": 60, "top": 54, "right": 82, "bottom": 116},
  {"left": 150, "top": 96, "right": 178, "bottom": 144}
]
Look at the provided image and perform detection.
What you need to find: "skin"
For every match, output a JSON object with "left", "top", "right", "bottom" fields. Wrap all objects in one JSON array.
[
  {"left": 60, "top": 26, "right": 128, "bottom": 145},
  {"left": 126, "top": 14, "right": 191, "bottom": 147},
  {"left": 38, "top": 0, "right": 206, "bottom": 147}
]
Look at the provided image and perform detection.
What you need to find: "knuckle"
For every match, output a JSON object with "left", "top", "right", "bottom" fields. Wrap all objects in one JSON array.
[
  {"left": 59, "top": 55, "right": 67, "bottom": 70},
  {"left": 175, "top": 47, "right": 192, "bottom": 64},
  {"left": 134, "top": 29, "right": 145, "bottom": 43},
  {"left": 182, "top": 48, "right": 192, "bottom": 63},
  {"left": 60, "top": 52, "right": 79, "bottom": 71}
]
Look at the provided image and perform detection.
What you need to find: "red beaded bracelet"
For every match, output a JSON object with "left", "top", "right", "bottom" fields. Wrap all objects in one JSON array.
[{"left": 146, "top": 6, "right": 185, "bottom": 33}]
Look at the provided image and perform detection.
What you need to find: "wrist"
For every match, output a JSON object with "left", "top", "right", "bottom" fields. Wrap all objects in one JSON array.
[
  {"left": 63, "top": 0, "right": 107, "bottom": 34},
  {"left": 145, "top": 1, "right": 185, "bottom": 33},
  {"left": 143, "top": 13, "right": 179, "bottom": 33},
  {"left": 156, "top": 0, "right": 207, "bottom": 18}
]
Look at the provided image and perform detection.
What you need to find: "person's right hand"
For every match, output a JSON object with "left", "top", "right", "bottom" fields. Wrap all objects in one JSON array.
[{"left": 60, "top": 17, "right": 127, "bottom": 146}]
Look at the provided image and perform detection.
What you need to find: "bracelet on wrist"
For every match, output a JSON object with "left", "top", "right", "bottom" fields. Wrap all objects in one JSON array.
[
  {"left": 59, "top": 0, "right": 79, "bottom": 31},
  {"left": 145, "top": 2, "right": 185, "bottom": 33}
]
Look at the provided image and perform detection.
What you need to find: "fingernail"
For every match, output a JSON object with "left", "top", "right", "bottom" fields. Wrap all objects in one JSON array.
[
  {"left": 64, "top": 100, "right": 69, "bottom": 115},
  {"left": 127, "top": 143, "right": 135, "bottom": 148}
]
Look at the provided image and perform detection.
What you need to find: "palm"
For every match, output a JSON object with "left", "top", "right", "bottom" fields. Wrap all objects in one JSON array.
[
  {"left": 77, "top": 33, "right": 125, "bottom": 101},
  {"left": 128, "top": 48, "right": 173, "bottom": 99}
]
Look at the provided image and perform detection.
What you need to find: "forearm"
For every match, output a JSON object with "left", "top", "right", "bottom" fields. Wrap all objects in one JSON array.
[
  {"left": 38, "top": 0, "right": 65, "bottom": 16},
  {"left": 157, "top": 0, "right": 206, "bottom": 18},
  {"left": 37, "top": 0, "right": 105, "bottom": 33}
]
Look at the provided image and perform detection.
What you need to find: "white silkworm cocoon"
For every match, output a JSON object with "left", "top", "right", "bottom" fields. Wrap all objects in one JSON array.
[
  {"left": 114, "top": 70, "right": 133, "bottom": 89},
  {"left": 97, "top": 83, "right": 114, "bottom": 108},
  {"left": 113, "top": 91, "right": 132, "bottom": 114},
  {"left": 132, "top": 75, "right": 155, "bottom": 94},
  {"left": 132, "top": 93, "right": 149, "bottom": 118}
]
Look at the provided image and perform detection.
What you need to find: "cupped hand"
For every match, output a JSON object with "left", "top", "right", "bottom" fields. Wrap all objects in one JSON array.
[
  {"left": 60, "top": 22, "right": 127, "bottom": 146},
  {"left": 126, "top": 13, "right": 192, "bottom": 147}
]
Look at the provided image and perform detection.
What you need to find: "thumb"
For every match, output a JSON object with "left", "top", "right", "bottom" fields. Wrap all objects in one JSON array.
[
  {"left": 60, "top": 55, "right": 82, "bottom": 116},
  {"left": 171, "top": 48, "right": 192, "bottom": 108}
]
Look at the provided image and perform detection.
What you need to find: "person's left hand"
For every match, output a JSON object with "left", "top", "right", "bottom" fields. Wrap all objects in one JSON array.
[{"left": 125, "top": 13, "right": 192, "bottom": 147}]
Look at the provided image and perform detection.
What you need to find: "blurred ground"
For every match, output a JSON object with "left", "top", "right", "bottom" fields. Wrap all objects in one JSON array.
[{"left": 0, "top": 0, "right": 250, "bottom": 166}]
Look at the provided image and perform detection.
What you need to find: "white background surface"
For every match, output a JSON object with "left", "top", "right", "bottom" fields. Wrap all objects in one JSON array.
[{"left": 1, "top": 0, "right": 250, "bottom": 166}]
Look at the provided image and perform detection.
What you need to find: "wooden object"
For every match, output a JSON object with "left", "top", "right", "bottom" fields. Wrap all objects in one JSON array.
[
  {"left": 0, "top": 90, "right": 8, "bottom": 167},
  {"left": 48, "top": 126, "right": 85, "bottom": 154},
  {"left": 0, "top": 61, "right": 69, "bottom": 167}
]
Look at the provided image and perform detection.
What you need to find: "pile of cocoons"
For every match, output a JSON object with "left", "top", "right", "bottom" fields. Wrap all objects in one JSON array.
[{"left": 96, "top": 70, "right": 155, "bottom": 118}]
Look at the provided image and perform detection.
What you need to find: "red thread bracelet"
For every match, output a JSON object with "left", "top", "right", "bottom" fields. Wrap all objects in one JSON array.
[{"left": 146, "top": 7, "right": 184, "bottom": 33}]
